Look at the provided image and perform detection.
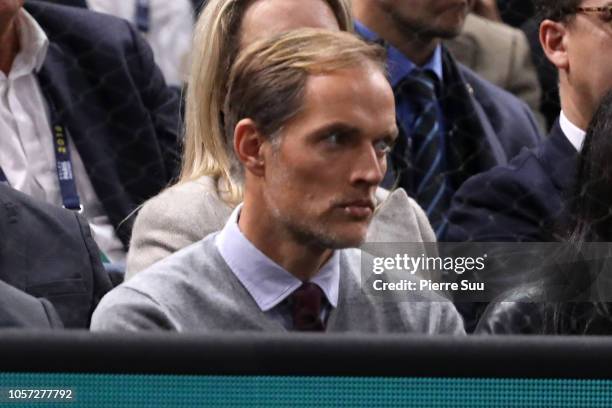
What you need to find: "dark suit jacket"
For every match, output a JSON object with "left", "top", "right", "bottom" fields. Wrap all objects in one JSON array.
[
  {"left": 445, "top": 121, "right": 576, "bottom": 242},
  {"left": 25, "top": 1, "right": 181, "bottom": 248},
  {"left": 387, "top": 48, "right": 543, "bottom": 199},
  {"left": 0, "top": 280, "right": 63, "bottom": 329},
  {"left": 0, "top": 184, "right": 113, "bottom": 328}
]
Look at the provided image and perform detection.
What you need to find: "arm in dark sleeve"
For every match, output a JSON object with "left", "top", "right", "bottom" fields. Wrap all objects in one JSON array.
[
  {"left": 0, "top": 280, "right": 63, "bottom": 329},
  {"left": 126, "top": 21, "right": 182, "bottom": 181},
  {"left": 444, "top": 156, "right": 555, "bottom": 242}
]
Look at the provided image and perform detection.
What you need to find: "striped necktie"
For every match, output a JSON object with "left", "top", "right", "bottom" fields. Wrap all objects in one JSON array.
[{"left": 396, "top": 69, "right": 450, "bottom": 236}]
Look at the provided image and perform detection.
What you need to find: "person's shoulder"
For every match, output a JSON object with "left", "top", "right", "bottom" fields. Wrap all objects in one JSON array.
[
  {"left": 343, "top": 248, "right": 464, "bottom": 334},
  {"left": 460, "top": 142, "right": 552, "bottom": 197},
  {"left": 0, "top": 280, "right": 63, "bottom": 329},
  {"left": 0, "top": 183, "right": 81, "bottom": 232},
  {"left": 450, "top": 145, "right": 551, "bottom": 212},
  {"left": 445, "top": 142, "right": 557, "bottom": 242},
  {"left": 26, "top": 1, "right": 137, "bottom": 49},
  {"left": 140, "top": 177, "right": 219, "bottom": 213},
  {"left": 134, "top": 177, "right": 231, "bottom": 234},
  {"left": 458, "top": 61, "right": 521, "bottom": 103},
  {"left": 369, "top": 188, "right": 436, "bottom": 243},
  {"left": 126, "top": 177, "right": 233, "bottom": 277},
  {"left": 127, "top": 233, "right": 221, "bottom": 290},
  {"left": 463, "top": 12, "right": 525, "bottom": 41},
  {"left": 456, "top": 61, "right": 536, "bottom": 127},
  {"left": 93, "top": 234, "right": 224, "bottom": 332}
]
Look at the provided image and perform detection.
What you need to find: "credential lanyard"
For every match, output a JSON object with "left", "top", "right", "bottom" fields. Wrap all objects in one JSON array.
[
  {"left": 0, "top": 86, "right": 82, "bottom": 212},
  {"left": 51, "top": 118, "right": 82, "bottom": 212}
]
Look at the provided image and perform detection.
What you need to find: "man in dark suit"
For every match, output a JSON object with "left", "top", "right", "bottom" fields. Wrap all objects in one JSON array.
[
  {"left": 351, "top": 0, "right": 542, "bottom": 237},
  {"left": 0, "top": 1, "right": 180, "bottom": 264},
  {"left": 0, "top": 280, "right": 63, "bottom": 328},
  {"left": 446, "top": 0, "right": 612, "bottom": 243},
  {"left": 0, "top": 184, "right": 113, "bottom": 328}
]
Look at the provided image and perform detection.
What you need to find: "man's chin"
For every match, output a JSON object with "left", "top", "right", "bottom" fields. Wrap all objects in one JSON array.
[
  {"left": 285, "top": 215, "right": 370, "bottom": 250},
  {"left": 321, "top": 237, "right": 366, "bottom": 250},
  {"left": 321, "top": 226, "right": 370, "bottom": 250},
  {"left": 432, "top": 10, "right": 468, "bottom": 39},
  {"left": 436, "top": 28, "right": 463, "bottom": 39}
]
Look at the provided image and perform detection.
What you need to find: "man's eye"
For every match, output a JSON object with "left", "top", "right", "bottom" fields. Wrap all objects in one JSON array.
[
  {"left": 324, "top": 132, "right": 346, "bottom": 145},
  {"left": 374, "top": 139, "right": 393, "bottom": 155}
]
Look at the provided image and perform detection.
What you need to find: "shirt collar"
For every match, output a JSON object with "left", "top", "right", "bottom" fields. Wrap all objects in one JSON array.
[
  {"left": 560, "top": 110, "right": 586, "bottom": 152},
  {"left": 215, "top": 204, "right": 340, "bottom": 312},
  {"left": 354, "top": 20, "right": 444, "bottom": 88},
  {"left": 9, "top": 9, "right": 49, "bottom": 79}
]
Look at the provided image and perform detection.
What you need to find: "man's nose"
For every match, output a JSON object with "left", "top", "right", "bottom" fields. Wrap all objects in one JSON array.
[{"left": 350, "top": 146, "right": 386, "bottom": 186}]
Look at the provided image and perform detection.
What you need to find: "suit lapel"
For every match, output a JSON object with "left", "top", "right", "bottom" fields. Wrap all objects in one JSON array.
[{"left": 440, "top": 48, "right": 505, "bottom": 189}]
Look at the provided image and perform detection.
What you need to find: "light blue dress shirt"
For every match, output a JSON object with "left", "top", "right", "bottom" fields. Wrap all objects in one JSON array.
[
  {"left": 355, "top": 21, "right": 445, "bottom": 129},
  {"left": 215, "top": 204, "right": 339, "bottom": 329}
]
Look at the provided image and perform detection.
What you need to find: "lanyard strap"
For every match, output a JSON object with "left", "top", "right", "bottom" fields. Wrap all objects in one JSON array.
[
  {"left": 135, "top": 0, "right": 150, "bottom": 33},
  {"left": 0, "top": 84, "right": 82, "bottom": 212},
  {"left": 51, "top": 121, "right": 82, "bottom": 212}
]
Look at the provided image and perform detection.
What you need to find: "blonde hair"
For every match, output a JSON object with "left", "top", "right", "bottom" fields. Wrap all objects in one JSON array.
[
  {"left": 224, "top": 29, "right": 386, "bottom": 168},
  {"left": 181, "top": 0, "right": 353, "bottom": 205}
]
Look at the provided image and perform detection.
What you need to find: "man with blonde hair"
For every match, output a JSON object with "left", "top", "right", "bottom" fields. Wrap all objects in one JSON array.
[
  {"left": 125, "top": 0, "right": 437, "bottom": 279},
  {"left": 92, "top": 29, "right": 464, "bottom": 334}
]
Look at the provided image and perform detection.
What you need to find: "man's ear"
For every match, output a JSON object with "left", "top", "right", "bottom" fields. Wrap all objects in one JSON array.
[
  {"left": 540, "top": 19, "right": 569, "bottom": 71},
  {"left": 233, "top": 118, "right": 266, "bottom": 177}
]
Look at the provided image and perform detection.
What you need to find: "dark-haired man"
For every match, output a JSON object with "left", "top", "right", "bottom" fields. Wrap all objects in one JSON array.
[
  {"left": 91, "top": 30, "right": 464, "bottom": 334},
  {"left": 352, "top": 0, "right": 542, "bottom": 237},
  {"left": 446, "top": 0, "right": 612, "bottom": 242}
]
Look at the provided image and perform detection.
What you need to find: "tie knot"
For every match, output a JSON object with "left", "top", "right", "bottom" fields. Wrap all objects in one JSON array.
[
  {"left": 290, "top": 282, "right": 326, "bottom": 331},
  {"left": 396, "top": 69, "right": 438, "bottom": 102}
]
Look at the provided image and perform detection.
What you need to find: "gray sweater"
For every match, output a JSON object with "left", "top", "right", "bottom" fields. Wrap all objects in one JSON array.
[{"left": 91, "top": 234, "right": 464, "bottom": 334}]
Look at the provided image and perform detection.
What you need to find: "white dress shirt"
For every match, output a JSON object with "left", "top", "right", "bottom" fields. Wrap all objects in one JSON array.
[
  {"left": 86, "top": 0, "right": 193, "bottom": 87},
  {"left": 0, "top": 9, "right": 126, "bottom": 263},
  {"left": 560, "top": 110, "right": 586, "bottom": 152}
]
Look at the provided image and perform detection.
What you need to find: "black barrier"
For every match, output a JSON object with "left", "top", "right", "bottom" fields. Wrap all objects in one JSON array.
[{"left": 0, "top": 331, "right": 611, "bottom": 379}]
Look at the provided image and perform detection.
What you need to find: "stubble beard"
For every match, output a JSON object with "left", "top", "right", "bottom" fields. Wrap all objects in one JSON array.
[
  {"left": 269, "top": 202, "right": 368, "bottom": 251},
  {"left": 387, "top": 8, "right": 464, "bottom": 41}
]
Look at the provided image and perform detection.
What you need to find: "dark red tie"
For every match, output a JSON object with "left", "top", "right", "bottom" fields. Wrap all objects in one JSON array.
[{"left": 290, "top": 282, "right": 326, "bottom": 331}]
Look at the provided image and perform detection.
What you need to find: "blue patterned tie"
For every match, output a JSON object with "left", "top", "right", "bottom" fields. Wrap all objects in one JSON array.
[{"left": 396, "top": 70, "right": 450, "bottom": 235}]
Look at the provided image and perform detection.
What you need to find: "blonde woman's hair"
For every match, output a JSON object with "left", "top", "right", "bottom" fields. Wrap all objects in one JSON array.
[{"left": 181, "top": 0, "right": 353, "bottom": 205}]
